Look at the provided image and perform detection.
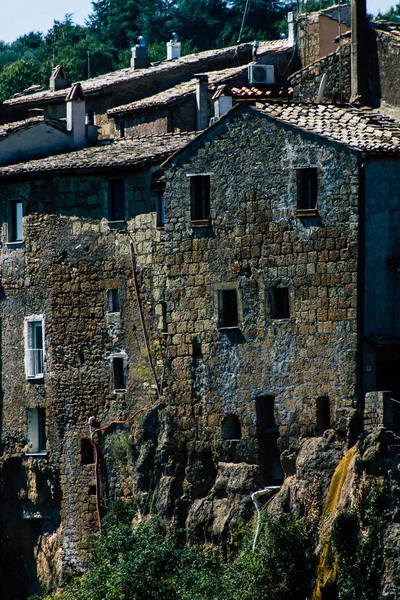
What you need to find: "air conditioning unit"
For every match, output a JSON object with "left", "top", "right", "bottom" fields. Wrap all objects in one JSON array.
[{"left": 248, "top": 64, "right": 275, "bottom": 85}]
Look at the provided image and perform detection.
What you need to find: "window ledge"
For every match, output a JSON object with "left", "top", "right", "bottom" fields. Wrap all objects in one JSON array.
[
  {"left": 296, "top": 208, "right": 318, "bottom": 217},
  {"left": 26, "top": 375, "right": 44, "bottom": 382},
  {"left": 218, "top": 325, "right": 240, "bottom": 331},
  {"left": 114, "top": 388, "right": 126, "bottom": 393},
  {"left": 191, "top": 219, "right": 211, "bottom": 227},
  {"left": 7, "top": 240, "right": 24, "bottom": 248},
  {"left": 107, "top": 220, "right": 126, "bottom": 230},
  {"left": 25, "top": 451, "right": 48, "bottom": 457}
]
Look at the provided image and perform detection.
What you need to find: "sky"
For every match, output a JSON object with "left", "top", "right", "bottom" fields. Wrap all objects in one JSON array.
[{"left": 0, "top": 0, "right": 398, "bottom": 45}]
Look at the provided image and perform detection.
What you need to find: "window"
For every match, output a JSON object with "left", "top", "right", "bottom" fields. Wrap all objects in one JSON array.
[
  {"left": 9, "top": 201, "right": 23, "bottom": 242},
  {"left": 81, "top": 438, "right": 95, "bottom": 465},
  {"left": 108, "top": 179, "right": 125, "bottom": 222},
  {"left": 160, "top": 301, "right": 168, "bottom": 333},
  {"left": 221, "top": 414, "right": 241, "bottom": 440},
  {"left": 156, "top": 192, "right": 165, "bottom": 228},
  {"left": 26, "top": 408, "right": 46, "bottom": 454},
  {"left": 271, "top": 287, "right": 290, "bottom": 319},
  {"left": 218, "top": 289, "right": 239, "bottom": 328},
  {"left": 112, "top": 356, "right": 126, "bottom": 390},
  {"left": 296, "top": 167, "right": 318, "bottom": 213},
  {"left": 107, "top": 289, "right": 120, "bottom": 313},
  {"left": 190, "top": 175, "right": 210, "bottom": 222},
  {"left": 119, "top": 121, "right": 125, "bottom": 138},
  {"left": 25, "top": 317, "right": 44, "bottom": 379}
]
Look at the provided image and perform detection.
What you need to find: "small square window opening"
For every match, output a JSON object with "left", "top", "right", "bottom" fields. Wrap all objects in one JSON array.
[
  {"left": 108, "top": 179, "right": 125, "bottom": 222},
  {"left": 190, "top": 175, "right": 210, "bottom": 222},
  {"left": 296, "top": 167, "right": 318, "bottom": 211},
  {"left": 219, "top": 289, "right": 238, "bottom": 328},
  {"left": 107, "top": 289, "right": 120, "bottom": 313},
  {"left": 271, "top": 288, "right": 290, "bottom": 319}
]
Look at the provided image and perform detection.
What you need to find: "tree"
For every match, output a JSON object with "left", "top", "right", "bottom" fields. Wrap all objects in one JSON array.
[{"left": 0, "top": 59, "right": 39, "bottom": 101}]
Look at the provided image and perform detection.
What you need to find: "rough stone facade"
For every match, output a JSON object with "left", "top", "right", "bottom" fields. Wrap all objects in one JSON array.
[
  {"left": 1, "top": 102, "right": 400, "bottom": 597},
  {"left": 0, "top": 169, "right": 161, "bottom": 597}
]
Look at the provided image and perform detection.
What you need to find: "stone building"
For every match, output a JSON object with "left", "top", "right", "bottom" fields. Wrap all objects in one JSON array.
[
  {"left": 0, "top": 132, "right": 197, "bottom": 598},
  {"left": 1, "top": 97, "right": 400, "bottom": 596},
  {"left": 1, "top": 41, "right": 291, "bottom": 139}
]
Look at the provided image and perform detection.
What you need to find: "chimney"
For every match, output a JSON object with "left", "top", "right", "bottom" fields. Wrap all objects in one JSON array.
[
  {"left": 131, "top": 36, "right": 151, "bottom": 69},
  {"left": 49, "top": 65, "right": 68, "bottom": 92},
  {"left": 195, "top": 74, "right": 209, "bottom": 131},
  {"left": 66, "top": 83, "right": 86, "bottom": 148},
  {"left": 287, "top": 12, "right": 294, "bottom": 47},
  {"left": 167, "top": 33, "right": 181, "bottom": 60},
  {"left": 212, "top": 85, "right": 233, "bottom": 119},
  {"left": 350, "top": 0, "right": 368, "bottom": 104}
]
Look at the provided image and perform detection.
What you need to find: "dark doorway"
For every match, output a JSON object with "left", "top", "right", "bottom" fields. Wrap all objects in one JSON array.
[
  {"left": 256, "top": 395, "right": 283, "bottom": 485},
  {"left": 316, "top": 396, "right": 331, "bottom": 436},
  {"left": 376, "top": 359, "right": 400, "bottom": 399}
]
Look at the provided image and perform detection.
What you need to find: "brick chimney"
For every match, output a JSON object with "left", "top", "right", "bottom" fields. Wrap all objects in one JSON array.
[
  {"left": 350, "top": 0, "right": 369, "bottom": 104},
  {"left": 66, "top": 83, "right": 86, "bottom": 148},
  {"left": 195, "top": 74, "right": 209, "bottom": 131}
]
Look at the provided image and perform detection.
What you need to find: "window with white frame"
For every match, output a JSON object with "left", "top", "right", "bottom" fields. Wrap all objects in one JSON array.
[
  {"left": 26, "top": 407, "right": 46, "bottom": 454},
  {"left": 25, "top": 316, "right": 45, "bottom": 379}
]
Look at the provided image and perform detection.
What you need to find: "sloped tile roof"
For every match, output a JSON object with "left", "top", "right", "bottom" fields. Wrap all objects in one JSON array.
[
  {"left": 0, "top": 116, "right": 67, "bottom": 139},
  {"left": 4, "top": 41, "right": 288, "bottom": 107},
  {"left": 107, "top": 66, "right": 248, "bottom": 117},
  {"left": 261, "top": 102, "right": 400, "bottom": 153},
  {"left": 0, "top": 132, "right": 198, "bottom": 178}
]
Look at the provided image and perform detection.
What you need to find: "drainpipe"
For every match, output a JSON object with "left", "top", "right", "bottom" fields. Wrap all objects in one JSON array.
[
  {"left": 350, "top": 0, "right": 368, "bottom": 104},
  {"left": 251, "top": 485, "right": 281, "bottom": 551},
  {"left": 194, "top": 74, "right": 209, "bottom": 131}
]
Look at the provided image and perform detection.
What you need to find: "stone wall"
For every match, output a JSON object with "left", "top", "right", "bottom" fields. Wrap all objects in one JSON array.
[
  {"left": 290, "top": 41, "right": 351, "bottom": 103},
  {"left": 149, "top": 106, "right": 360, "bottom": 539},
  {"left": 0, "top": 169, "right": 162, "bottom": 595},
  {"left": 0, "top": 105, "right": 363, "bottom": 594}
]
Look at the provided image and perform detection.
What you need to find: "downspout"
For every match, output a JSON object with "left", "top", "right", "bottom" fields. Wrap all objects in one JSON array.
[
  {"left": 350, "top": 0, "right": 368, "bottom": 104},
  {"left": 251, "top": 485, "right": 281, "bottom": 551},
  {"left": 357, "top": 154, "right": 367, "bottom": 432},
  {"left": 129, "top": 239, "right": 161, "bottom": 398}
]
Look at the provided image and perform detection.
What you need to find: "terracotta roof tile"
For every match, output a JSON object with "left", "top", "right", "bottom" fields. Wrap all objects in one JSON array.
[
  {"left": 0, "top": 132, "right": 198, "bottom": 178},
  {"left": 261, "top": 102, "right": 400, "bottom": 153},
  {"left": 107, "top": 66, "right": 247, "bottom": 117},
  {"left": 4, "top": 41, "right": 289, "bottom": 107}
]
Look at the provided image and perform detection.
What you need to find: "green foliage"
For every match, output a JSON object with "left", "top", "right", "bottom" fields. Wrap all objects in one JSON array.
[
  {"left": 376, "top": 3, "right": 400, "bottom": 21},
  {"left": 330, "top": 482, "right": 388, "bottom": 600},
  {"left": 0, "top": 0, "right": 294, "bottom": 98},
  {"left": 0, "top": 59, "right": 39, "bottom": 101},
  {"left": 46, "top": 503, "right": 310, "bottom": 600}
]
